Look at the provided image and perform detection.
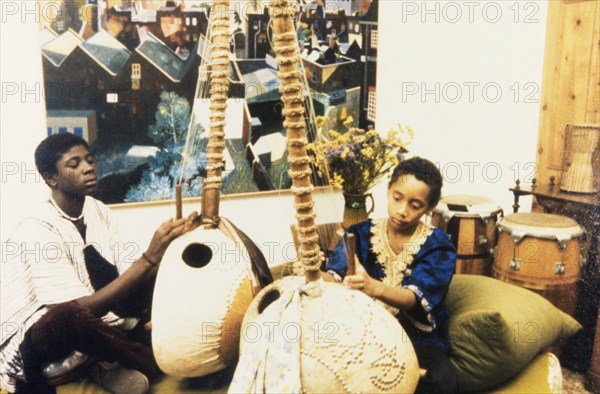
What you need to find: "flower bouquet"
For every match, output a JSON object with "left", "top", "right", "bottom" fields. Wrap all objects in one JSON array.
[
  {"left": 309, "top": 122, "right": 414, "bottom": 195},
  {"left": 308, "top": 121, "right": 414, "bottom": 227},
  {"left": 308, "top": 118, "right": 414, "bottom": 228}
]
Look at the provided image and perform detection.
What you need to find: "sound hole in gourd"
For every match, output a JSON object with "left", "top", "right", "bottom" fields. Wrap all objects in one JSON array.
[
  {"left": 182, "top": 243, "right": 213, "bottom": 268},
  {"left": 258, "top": 289, "right": 281, "bottom": 314}
]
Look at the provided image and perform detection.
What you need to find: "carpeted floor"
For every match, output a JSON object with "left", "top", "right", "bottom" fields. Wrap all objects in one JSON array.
[{"left": 562, "top": 368, "right": 593, "bottom": 394}]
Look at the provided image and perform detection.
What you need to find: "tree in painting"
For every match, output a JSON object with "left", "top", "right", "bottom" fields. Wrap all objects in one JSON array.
[
  {"left": 125, "top": 91, "right": 206, "bottom": 202},
  {"left": 148, "top": 91, "right": 190, "bottom": 146}
]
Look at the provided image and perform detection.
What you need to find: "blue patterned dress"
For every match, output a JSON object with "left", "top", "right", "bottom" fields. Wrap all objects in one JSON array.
[{"left": 326, "top": 218, "right": 457, "bottom": 352}]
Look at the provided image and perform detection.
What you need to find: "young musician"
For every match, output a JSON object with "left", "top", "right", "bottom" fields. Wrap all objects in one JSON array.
[
  {"left": 1, "top": 133, "right": 198, "bottom": 394},
  {"left": 325, "top": 157, "right": 459, "bottom": 393}
]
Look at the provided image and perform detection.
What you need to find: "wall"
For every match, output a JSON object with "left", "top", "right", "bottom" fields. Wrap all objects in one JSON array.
[
  {"left": 375, "top": 0, "right": 548, "bottom": 217},
  {"left": 1, "top": 2, "right": 50, "bottom": 242},
  {"left": 1, "top": 1, "right": 547, "bottom": 265},
  {"left": 109, "top": 190, "right": 344, "bottom": 266}
]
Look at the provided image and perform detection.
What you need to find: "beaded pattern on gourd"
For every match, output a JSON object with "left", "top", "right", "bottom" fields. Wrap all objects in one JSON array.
[
  {"left": 370, "top": 219, "right": 432, "bottom": 316},
  {"left": 300, "top": 290, "right": 408, "bottom": 392}
]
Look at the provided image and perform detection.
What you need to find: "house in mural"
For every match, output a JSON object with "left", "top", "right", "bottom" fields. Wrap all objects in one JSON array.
[
  {"left": 245, "top": 7, "right": 271, "bottom": 59},
  {"left": 234, "top": 57, "right": 290, "bottom": 190},
  {"left": 46, "top": 110, "right": 98, "bottom": 144},
  {"left": 301, "top": 46, "right": 362, "bottom": 135}
]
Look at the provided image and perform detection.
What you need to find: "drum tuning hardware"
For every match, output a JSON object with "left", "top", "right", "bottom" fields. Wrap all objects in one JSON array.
[
  {"left": 490, "top": 247, "right": 497, "bottom": 257},
  {"left": 554, "top": 262, "right": 566, "bottom": 275},
  {"left": 510, "top": 258, "right": 521, "bottom": 271},
  {"left": 511, "top": 231, "right": 526, "bottom": 245},
  {"left": 478, "top": 235, "right": 489, "bottom": 247}
]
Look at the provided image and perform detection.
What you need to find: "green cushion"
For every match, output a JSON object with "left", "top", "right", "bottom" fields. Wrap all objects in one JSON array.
[
  {"left": 482, "top": 352, "right": 562, "bottom": 394},
  {"left": 446, "top": 275, "right": 581, "bottom": 393}
]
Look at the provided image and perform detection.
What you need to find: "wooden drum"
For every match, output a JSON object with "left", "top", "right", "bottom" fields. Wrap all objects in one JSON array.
[
  {"left": 432, "top": 195, "right": 502, "bottom": 276},
  {"left": 493, "top": 212, "right": 584, "bottom": 316}
]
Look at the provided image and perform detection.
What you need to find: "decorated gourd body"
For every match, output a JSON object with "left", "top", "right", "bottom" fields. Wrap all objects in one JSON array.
[
  {"left": 231, "top": 276, "right": 420, "bottom": 393},
  {"left": 151, "top": 224, "right": 256, "bottom": 377},
  {"left": 228, "top": 0, "right": 419, "bottom": 392}
]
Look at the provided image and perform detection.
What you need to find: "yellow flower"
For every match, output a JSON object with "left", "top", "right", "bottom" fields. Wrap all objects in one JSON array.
[
  {"left": 343, "top": 115, "right": 354, "bottom": 127},
  {"left": 341, "top": 147, "right": 350, "bottom": 160},
  {"left": 366, "top": 129, "right": 379, "bottom": 138},
  {"left": 309, "top": 118, "right": 414, "bottom": 195},
  {"left": 331, "top": 173, "right": 344, "bottom": 188},
  {"left": 406, "top": 125, "right": 415, "bottom": 139},
  {"left": 363, "top": 169, "right": 370, "bottom": 181},
  {"left": 316, "top": 116, "right": 327, "bottom": 129},
  {"left": 361, "top": 147, "right": 373, "bottom": 158}
]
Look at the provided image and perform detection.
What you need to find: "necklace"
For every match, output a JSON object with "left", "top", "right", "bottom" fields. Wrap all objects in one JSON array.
[
  {"left": 49, "top": 196, "right": 84, "bottom": 222},
  {"left": 370, "top": 219, "right": 432, "bottom": 316}
]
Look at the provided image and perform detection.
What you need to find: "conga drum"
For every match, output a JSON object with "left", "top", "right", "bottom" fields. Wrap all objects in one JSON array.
[
  {"left": 432, "top": 195, "right": 502, "bottom": 276},
  {"left": 493, "top": 212, "right": 584, "bottom": 317}
]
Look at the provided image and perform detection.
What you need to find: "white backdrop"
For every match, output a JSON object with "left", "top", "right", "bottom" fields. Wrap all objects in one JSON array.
[{"left": 374, "top": 0, "right": 545, "bottom": 217}]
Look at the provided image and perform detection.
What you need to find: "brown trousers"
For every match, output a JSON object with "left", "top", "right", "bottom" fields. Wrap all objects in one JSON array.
[{"left": 16, "top": 301, "right": 159, "bottom": 394}]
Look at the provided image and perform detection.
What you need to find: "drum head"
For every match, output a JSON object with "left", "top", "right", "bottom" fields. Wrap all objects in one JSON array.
[
  {"left": 434, "top": 194, "right": 502, "bottom": 219},
  {"left": 498, "top": 212, "right": 584, "bottom": 242},
  {"left": 506, "top": 212, "right": 579, "bottom": 228}
]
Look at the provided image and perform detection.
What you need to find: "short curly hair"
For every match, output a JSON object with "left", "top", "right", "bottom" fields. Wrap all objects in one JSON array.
[
  {"left": 35, "top": 133, "right": 90, "bottom": 179},
  {"left": 389, "top": 157, "right": 443, "bottom": 208}
]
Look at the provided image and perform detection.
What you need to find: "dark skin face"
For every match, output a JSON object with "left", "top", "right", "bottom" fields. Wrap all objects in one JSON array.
[
  {"left": 45, "top": 144, "right": 97, "bottom": 216},
  {"left": 387, "top": 174, "right": 432, "bottom": 236}
]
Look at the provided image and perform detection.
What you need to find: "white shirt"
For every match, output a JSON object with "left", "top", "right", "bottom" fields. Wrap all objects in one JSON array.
[{"left": 0, "top": 196, "right": 140, "bottom": 391}]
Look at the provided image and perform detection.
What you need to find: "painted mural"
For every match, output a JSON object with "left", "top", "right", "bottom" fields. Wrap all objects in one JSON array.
[{"left": 39, "top": 0, "right": 378, "bottom": 204}]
